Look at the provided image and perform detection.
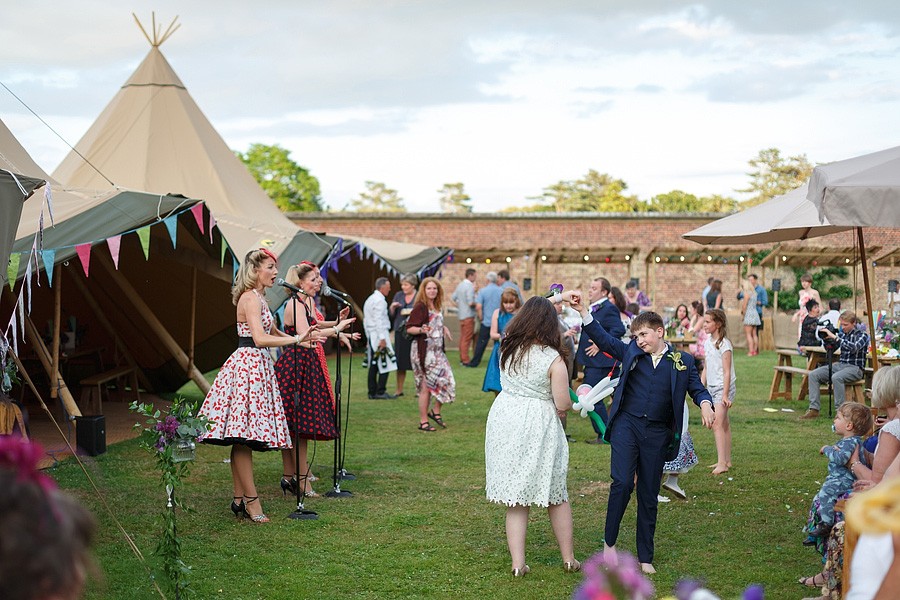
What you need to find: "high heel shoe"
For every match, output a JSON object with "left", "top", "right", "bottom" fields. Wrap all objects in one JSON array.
[
  {"left": 280, "top": 475, "right": 299, "bottom": 496},
  {"left": 511, "top": 565, "right": 530, "bottom": 577},
  {"left": 298, "top": 476, "right": 319, "bottom": 498},
  {"left": 563, "top": 560, "right": 581, "bottom": 573},
  {"left": 242, "top": 496, "right": 269, "bottom": 523},
  {"left": 230, "top": 497, "right": 247, "bottom": 519}
]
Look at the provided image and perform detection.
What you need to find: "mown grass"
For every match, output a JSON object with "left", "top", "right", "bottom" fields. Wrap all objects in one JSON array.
[{"left": 50, "top": 348, "right": 839, "bottom": 599}]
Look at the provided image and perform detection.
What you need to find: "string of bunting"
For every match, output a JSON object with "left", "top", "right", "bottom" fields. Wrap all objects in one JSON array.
[{"left": 4, "top": 201, "right": 235, "bottom": 350}]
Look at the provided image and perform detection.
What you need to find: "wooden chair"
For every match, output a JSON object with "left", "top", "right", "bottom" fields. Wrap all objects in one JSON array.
[{"left": 79, "top": 366, "right": 140, "bottom": 414}]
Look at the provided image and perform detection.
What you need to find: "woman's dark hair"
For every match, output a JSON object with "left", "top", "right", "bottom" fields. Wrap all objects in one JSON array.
[
  {"left": 691, "top": 300, "right": 704, "bottom": 316},
  {"left": 711, "top": 279, "right": 722, "bottom": 292},
  {"left": 500, "top": 297, "right": 569, "bottom": 374},
  {"left": 609, "top": 287, "right": 626, "bottom": 313}
]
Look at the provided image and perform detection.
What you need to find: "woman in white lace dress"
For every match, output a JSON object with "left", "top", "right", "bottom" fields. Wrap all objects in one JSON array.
[{"left": 484, "top": 297, "right": 579, "bottom": 576}]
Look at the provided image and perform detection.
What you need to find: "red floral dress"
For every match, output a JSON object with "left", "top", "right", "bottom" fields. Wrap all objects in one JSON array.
[
  {"left": 199, "top": 290, "right": 292, "bottom": 451},
  {"left": 275, "top": 303, "right": 337, "bottom": 440}
]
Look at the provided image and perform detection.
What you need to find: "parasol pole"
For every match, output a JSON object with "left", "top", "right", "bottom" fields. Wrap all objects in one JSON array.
[{"left": 858, "top": 228, "right": 879, "bottom": 373}]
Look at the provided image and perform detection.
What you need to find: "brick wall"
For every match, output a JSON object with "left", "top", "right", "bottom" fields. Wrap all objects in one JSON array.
[{"left": 293, "top": 212, "right": 900, "bottom": 317}]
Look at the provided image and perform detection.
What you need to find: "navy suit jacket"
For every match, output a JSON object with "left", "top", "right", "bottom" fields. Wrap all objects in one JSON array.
[
  {"left": 576, "top": 299, "right": 625, "bottom": 373},
  {"left": 582, "top": 318, "right": 712, "bottom": 460}
]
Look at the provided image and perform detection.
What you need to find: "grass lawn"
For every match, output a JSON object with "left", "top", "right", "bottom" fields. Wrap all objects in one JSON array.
[{"left": 51, "top": 348, "right": 840, "bottom": 599}]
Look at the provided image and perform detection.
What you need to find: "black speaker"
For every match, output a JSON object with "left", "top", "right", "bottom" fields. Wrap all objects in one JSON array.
[
  {"left": 523, "top": 278, "right": 532, "bottom": 291},
  {"left": 889, "top": 280, "right": 898, "bottom": 293},
  {"left": 75, "top": 415, "right": 106, "bottom": 456},
  {"left": 771, "top": 278, "right": 781, "bottom": 292}
]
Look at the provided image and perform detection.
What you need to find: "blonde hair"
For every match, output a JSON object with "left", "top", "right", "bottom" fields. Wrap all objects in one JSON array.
[
  {"left": 838, "top": 401, "right": 873, "bottom": 435},
  {"left": 847, "top": 477, "right": 900, "bottom": 534},
  {"left": 284, "top": 262, "right": 317, "bottom": 289},
  {"left": 232, "top": 248, "right": 277, "bottom": 306},
  {"left": 414, "top": 276, "right": 444, "bottom": 310},
  {"left": 871, "top": 366, "right": 900, "bottom": 409},
  {"left": 706, "top": 308, "right": 729, "bottom": 350}
]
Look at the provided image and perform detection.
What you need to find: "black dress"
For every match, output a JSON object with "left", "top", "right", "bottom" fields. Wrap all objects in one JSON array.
[
  {"left": 391, "top": 291, "right": 415, "bottom": 371},
  {"left": 274, "top": 310, "right": 337, "bottom": 441}
]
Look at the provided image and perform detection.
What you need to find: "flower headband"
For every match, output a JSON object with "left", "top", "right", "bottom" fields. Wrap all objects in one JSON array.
[
  {"left": 0, "top": 437, "right": 57, "bottom": 496},
  {"left": 298, "top": 260, "right": 317, "bottom": 269},
  {"left": 258, "top": 247, "right": 278, "bottom": 263}
]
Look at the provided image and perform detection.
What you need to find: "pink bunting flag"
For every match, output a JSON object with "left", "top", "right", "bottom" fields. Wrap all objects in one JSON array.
[
  {"left": 107, "top": 235, "right": 122, "bottom": 269},
  {"left": 191, "top": 204, "right": 205, "bottom": 234},
  {"left": 208, "top": 212, "right": 217, "bottom": 243},
  {"left": 76, "top": 243, "right": 92, "bottom": 277}
]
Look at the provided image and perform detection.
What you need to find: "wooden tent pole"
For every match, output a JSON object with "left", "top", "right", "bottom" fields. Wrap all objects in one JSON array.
[
  {"left": 68, "top": 271, "right": 153, "bottom": 392},
  {"left": 50, "top": 264, "right": 61, "bottom": 399},
  {"left": 1, "top": 287, "right": 81, "bottom": 416},
  {"left": 188, "top": 266, "right": 197, "bottom": 376},
  {"left": 95, "top": 253, "right": 211, "bottom": 394},
  {"left": 858, "top": 228, "right": 879, "bottom": 374}
]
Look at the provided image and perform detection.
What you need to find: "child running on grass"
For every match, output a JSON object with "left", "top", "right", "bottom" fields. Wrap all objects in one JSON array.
[{"left": 701, "top": 308, "right": 735, "bottom": 475}]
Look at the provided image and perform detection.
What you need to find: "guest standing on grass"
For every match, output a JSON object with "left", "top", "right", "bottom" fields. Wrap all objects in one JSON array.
[
  {"left": 364, "top": 277, "right": 396, "bottom": 400},
  {"left": 276, "top": 262, "right": 357, "bottom": 498},
  {"left": 199, "top": 248, "right": 320, "bottom": 523},
  {"left": 705, "top": 279, "right": 723, "bottom": 312},
  {"left": 482, "top": 288, "right": 522, "bottom": 396},
  {"left": 702, "top": 308, "right": 735, "bottom": 476},
  {"left": 390, "top": 273, "right": 419, "bottom": 397},
  {"left": 451, "top": 268, "right": 477, "bottom": 366},
  {"left": 740, "top": 278, "right": 761, "bottom": 356},
  {"left": 469, "top": 271, "right": 502, "bottom": 367},
  {"left": 406, "top": 277, "right": 456, "bottom": 431},
  {"left": 484, "top": 296, "right": 580, "bottom": 577},
  {"left": 792, "top": 273, "right": 822, "bottom": 340},
  {"left": 567, "top": 291, "right": 714, "bottom": 574}
]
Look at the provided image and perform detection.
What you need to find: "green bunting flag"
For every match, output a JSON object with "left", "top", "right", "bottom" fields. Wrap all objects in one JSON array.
[
  {"left": 7, "top": 254, "right": 20, "bottom": 290},
  {"left": 137, "top": 226, "right": 151, "bottom": 260}
]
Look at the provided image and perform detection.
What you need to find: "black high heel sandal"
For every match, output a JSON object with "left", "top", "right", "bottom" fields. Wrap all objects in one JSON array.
[
  {"left": 427, "top": 410, "right": 446, "bottom": 429},
  {"left": 230, "top": 497, "right": 247, "bottom": 519},
  {"left": 280, "top": 475, "right": 299, "bottom": 496},
  {"left": 242, "top": 496, "right": 269, "bottom": 523}
]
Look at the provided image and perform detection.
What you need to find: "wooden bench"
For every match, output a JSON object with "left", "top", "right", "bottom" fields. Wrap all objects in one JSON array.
[
  {"left": 80, "top": 366, "right": 140, "bottom": 413},
  {"left": 769, "top": 365, "right": 810, "bottom": 401}
]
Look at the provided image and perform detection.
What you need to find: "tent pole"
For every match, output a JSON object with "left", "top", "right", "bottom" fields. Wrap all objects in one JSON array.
[
  {"left": 95, "top": 253, "right": 211, "bottom": 394},
  {"left": 68, "top": 271, "right": 153, "bottom": 392},
  {"left": 858, "top": 228, "right": 879, "bottom": 373},
  {"left": 188, "top": 266, "right": 197, "bottom": 376},
  {"left": 50, "top": 264, "right": 61, "bottom": 400}
]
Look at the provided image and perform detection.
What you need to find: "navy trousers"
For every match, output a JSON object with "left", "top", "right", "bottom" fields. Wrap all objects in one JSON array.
[
  {"left": 604, "top": 412, "right": 670, "bottom": 563},
  {"left": 468, "top": 324, "right": 493, "bottom": 367}
]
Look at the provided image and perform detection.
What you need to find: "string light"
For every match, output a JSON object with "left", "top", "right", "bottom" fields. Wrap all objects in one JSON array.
[
  {"left": 583, "top": 255, "right": 590, "bottom": 261},
  {"left": 739, "top": 256, "right": 745, "bottom": 262},
  {"left": 485, "top": 258, "right": 492, "bottom": 264},
  {"left": 707, "top": 256, "right": 713, "bottom": 262},
  {"left": 541, "top": 255, "right": 547, "bottom": 261},
  {"left": 465, "top": 257, "right": 472, "bottom": 264},
  {"left": 605, "top": 257, "right": 611, "bottom": 263},
  {"left": 782, "top": 255, "right": 787, "bottom": 262},
  {"left": 680, "top": 256, "right": 685, "bottom": 262},
  {"left": 655, "top": 256, "right": 660, "bottom": 263},
  {"left": 625, "top": 254, "right": 631, "bottom": 261},
  {"left": 505, "top": 256, "right": 512, "bottom": 263}
]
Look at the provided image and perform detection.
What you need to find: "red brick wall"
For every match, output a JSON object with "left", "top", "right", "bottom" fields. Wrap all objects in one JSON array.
[{"left": 293, "top": 213, "right": 900, "bottom": 317}]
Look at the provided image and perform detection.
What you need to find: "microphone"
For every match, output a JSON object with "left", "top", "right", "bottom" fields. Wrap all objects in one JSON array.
[
  {"left": 275, "top": 278, "right": 303, "bottom": 294},
  {"left": 321, "top": 283, "right": 351, "bottom": 304}
]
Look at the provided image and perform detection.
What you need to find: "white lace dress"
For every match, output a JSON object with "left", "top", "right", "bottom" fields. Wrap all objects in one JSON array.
[{"left": 485, "top": 345, "right": 569, "bottom": 507}]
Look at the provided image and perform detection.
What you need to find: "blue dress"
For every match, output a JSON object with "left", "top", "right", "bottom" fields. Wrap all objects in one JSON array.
[{"left": 482, "top": 311, "right": 514, "bottom": 393}]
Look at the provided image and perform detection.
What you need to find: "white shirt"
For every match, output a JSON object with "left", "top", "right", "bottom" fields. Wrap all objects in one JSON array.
[
  {"left": 452, "top": 279, "right": 476, "bottom": 320},
  {"left": 363, "top": 290, "right": 391, "bottom": 345},
  {"left": 703, "top": 337, "right": 736, "bottom": 388},
  {"left": 846, "top": 533, "right": 893, "bottom": 599}
]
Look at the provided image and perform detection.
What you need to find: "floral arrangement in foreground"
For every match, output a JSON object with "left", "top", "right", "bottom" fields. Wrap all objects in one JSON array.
[
  {"left": 131, "top": 397, "right": 213, "bottom": 599},
  {"left": 571, "top": 550, "right": 765, "bottom": 600}
]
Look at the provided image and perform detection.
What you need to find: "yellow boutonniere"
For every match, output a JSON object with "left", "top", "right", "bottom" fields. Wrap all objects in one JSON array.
[{"left": 667, "top": 350, "right": 687, "bottom": 371}]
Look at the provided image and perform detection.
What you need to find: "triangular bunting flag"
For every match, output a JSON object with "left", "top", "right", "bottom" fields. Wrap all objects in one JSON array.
[
  {"left": 10, "top": 311, "right": 18, "bottom": 357},
  {"left": 191, "top": 204, "right": 205, "bottom": 234},
  {"left": 76, "top": 243, "right": 92, "bottom": 277},
  {"left": 107, "top": 236, "right": 122, "bottom": 269},
  {"left": 164, "top": 215, "right": 178, "bottom": 248},
  {"left": 7, "top": 254, "right": 20, "bottom": 290},
  {"left": 208, "top": 212, "right": 217, "bottom": 244},
  {"left": 137, "top": 226, "right": 151, "bottom": 260},
  {"left": 44, "top": 184, "right": 55, "bottom": 226},
  {"left": 24, "top": 258, "right": 32, "bottom": 313},
  {"left": 220, "top": 239, "right": 228, "bottom": 268},
  {"left": 41, "top": 250, "right": 56, "bottom": 287},
  {"left": 232, "top": 260, "right": 239, "bottom": 281}
]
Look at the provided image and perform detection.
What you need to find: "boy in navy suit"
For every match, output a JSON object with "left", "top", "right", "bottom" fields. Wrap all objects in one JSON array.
[
  {"left": 565, "top": 291, "right": 714, "bottom": 574},
  {"left": 575, "top": 277, "right": 625, "bottom": 442}
]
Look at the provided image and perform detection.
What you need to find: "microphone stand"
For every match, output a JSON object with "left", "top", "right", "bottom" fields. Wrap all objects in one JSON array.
[
  {"left": 326, "top": 293, "right": 354, "bottom": 498},
  {"left": 286, "top": 288, "right": 318, "bottom": 520}
]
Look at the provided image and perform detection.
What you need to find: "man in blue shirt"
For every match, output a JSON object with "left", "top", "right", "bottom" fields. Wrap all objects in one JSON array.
[
  {"left": 467, "top": 271, "right": 502, "bottom": 367},
  {"left": 801, "top": 310, "right": 869, "bottom": 419}
]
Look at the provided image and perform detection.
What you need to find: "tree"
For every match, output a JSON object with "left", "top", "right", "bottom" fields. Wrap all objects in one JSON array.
[
  {"left": 438, "top": 182, "right": 473, "bottom": 213},
  {"left": 647, "top": 190, "right": 704, "bottom": 213},
  {"left": 699, "top": 194, "right": 740, "bottom": 213},
  {"left": 738, "top": 148, "right": 812, "bottom": 207},
  {"left": 537, "top": 170, "right": 640, "bottom": 212},
  {"left": 349, "top": 181, "right": 407, "bottom": 213},
  {"left": 236, "top": 143, "right": 323, "bottom": 212}
]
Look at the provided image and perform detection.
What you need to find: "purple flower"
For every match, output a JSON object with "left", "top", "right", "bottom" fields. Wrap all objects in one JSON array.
[
  {"left": 545, "top": 283, "right": 564, "bottom": 298},
  {"left": 675, "top": 580, "right": 705, "bottom": 600},
  {"left": 742, "top": 584, "right": 764, "bottom": 600}
]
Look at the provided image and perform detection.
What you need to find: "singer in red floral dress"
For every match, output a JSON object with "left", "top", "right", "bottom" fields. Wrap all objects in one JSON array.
[
  {"left": 199, "top": 248, "right": 317, "bottom": 523},
  {"left": 276, "top": 262, "right": 358, "bottom": 496}
]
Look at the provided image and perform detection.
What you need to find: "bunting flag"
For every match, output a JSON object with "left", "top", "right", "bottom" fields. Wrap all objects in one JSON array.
[
  {"left": 44, "top": 184, "right": 55, "bottom": 226},
  {"left": 208, "top": 212, "right": 216, "bottom": 243},
  {"left": 164, "top": 215, "right": 178, "bottom": 248},
  {"left": 137, "top": 226, "right": 151, "bottom": 260},
  {"left": 7, "top": 254, "right": 20, "bottom": 290},
  {"left": 232, "top": 260, "right": 239, "bottom": 281},
  {"left": 24, "top": 257, "right": 32, "bottom": 313},
  {"left": 10, "top": 310, "right": 18, "bottom": 357},
  {"left": 76, "top": 243, "right": 92, "bottom": 277},
  {"left": 107, "top": 236, "right": 122, "bottom": 269},
  {"left": 191, "top": 204, "right": 205, "bottom": 234},
  {"left": 220, "top": 239, "right": 228, "bottom": 267},
  {"left": 41, "top": 250, "right": 56, "bottom": 287}
]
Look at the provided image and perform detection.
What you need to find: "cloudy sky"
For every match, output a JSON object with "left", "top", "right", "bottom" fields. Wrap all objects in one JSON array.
[{"left": 3, "top": 1, "right": 900, "bottom": 212}]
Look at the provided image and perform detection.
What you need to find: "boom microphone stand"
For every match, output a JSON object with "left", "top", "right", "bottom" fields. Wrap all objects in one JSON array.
[
  {"left": 285, "top": 289, "right": 318, "bottom": 520},
  {"left": 326, "top": 292, "right": 354, "bottom": 498}
]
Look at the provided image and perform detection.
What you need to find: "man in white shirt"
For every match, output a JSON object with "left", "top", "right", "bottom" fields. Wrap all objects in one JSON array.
[
  {"left": 364, "top": 277, "right": 396, "bottom": 399},
  {"left": 451, "top": 268, "right": 477, "bottom": 365}
]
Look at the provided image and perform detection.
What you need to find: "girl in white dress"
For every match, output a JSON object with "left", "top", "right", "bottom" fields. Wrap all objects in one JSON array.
[{"left": 484, "top": 297, "right": 579, "bottom": 576}]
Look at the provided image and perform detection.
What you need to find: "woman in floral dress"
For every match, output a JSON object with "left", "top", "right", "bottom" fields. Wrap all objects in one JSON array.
[
  {"left": 199, "top": 248, "right": 319, "bottom": 523},
  {"left": 406, "top": 277, "right": 456, "bottom": 431},
  {"left": 276, "top": 262, "right": 357, "bottom": 497}
]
